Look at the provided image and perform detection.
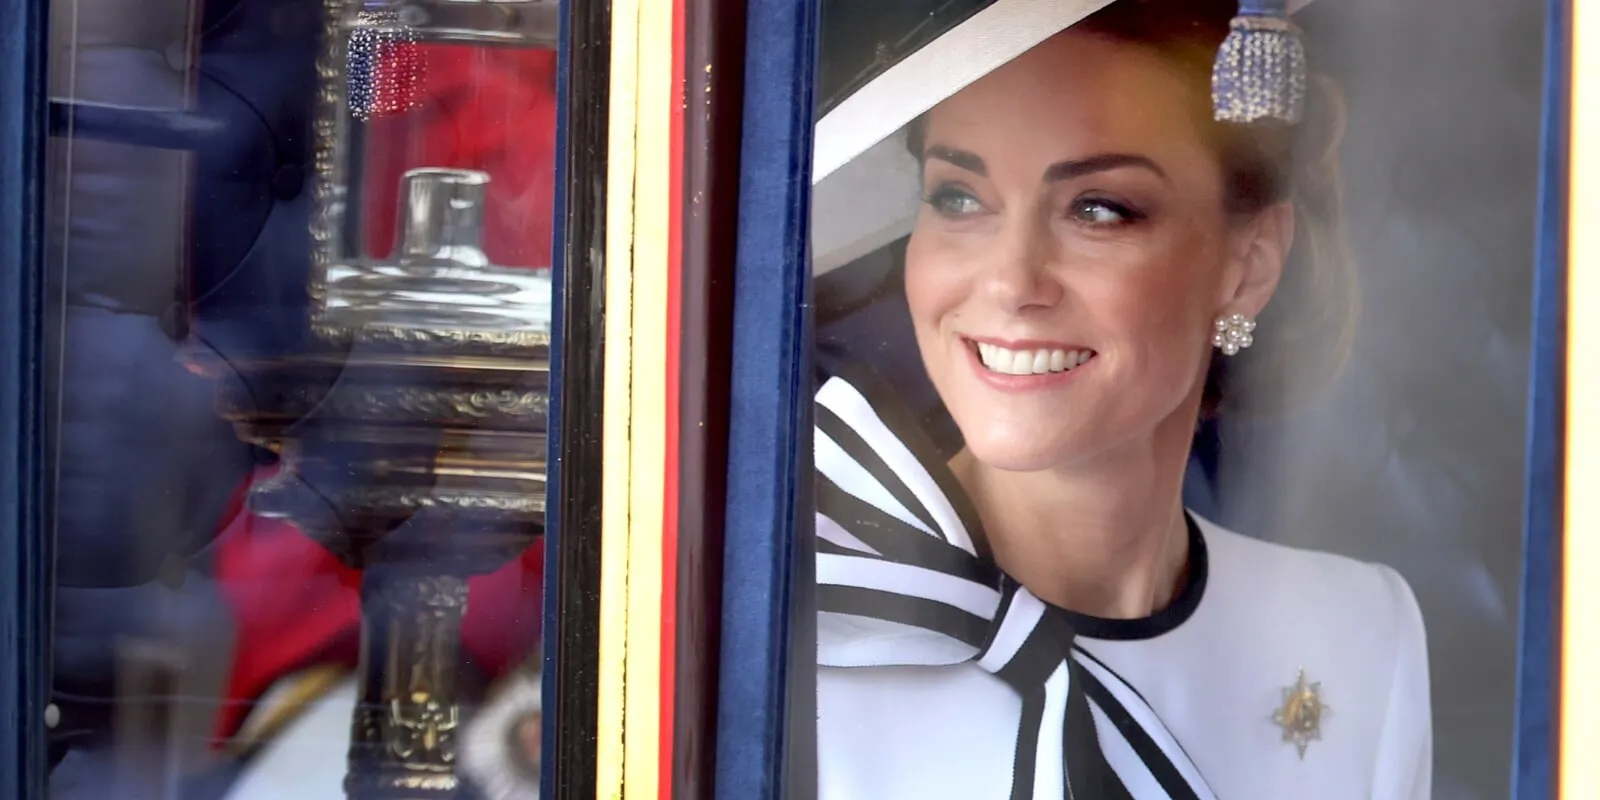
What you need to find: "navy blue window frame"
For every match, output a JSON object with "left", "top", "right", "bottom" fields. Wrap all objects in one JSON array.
[
  {"left": 1510, "top": 0, "right": 1570, "bottom": 796},
  {"left": 713, "top": 0, "right": 821, "bottom": 796},
  {"left": 0, "top": 0, "right": 52, "bottom": 795}
]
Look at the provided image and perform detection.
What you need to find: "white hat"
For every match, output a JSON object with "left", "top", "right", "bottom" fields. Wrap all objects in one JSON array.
[{"left": 810, "top": 0, "right": 1323, "bottom": 275}]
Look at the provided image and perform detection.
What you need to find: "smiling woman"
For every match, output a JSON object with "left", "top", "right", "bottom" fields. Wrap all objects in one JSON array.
[{"left": 804, "top": 1, "right": 1429, "bottom": 798}]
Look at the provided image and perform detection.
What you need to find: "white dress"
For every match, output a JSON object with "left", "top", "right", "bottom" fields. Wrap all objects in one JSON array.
[
  {"left": 810, "top": 364, "right": 1432, "bottom": 800},
  {"left": 816, "top": 514, "right": 1433, "bottom": 800}
]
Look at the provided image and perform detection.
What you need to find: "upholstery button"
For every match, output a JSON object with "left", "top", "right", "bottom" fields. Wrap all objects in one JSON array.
[{"left": 272, "top": 164, "right": 306, "bottom": 200}]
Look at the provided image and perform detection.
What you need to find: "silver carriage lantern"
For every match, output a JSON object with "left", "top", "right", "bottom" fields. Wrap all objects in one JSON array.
[{"left": 211, "top": 2, "right": 561, "bottom": 797}]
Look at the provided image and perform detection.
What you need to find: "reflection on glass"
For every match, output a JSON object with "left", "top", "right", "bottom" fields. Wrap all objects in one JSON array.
[
  {"left": 325, "top": 166, "right": 554, "bottom": 332},
  {"left": 44, "top": 1, "right": 559, "bottom": 799},
  {"left": 322, "top": 10, "right": 558, "bottom": 335}
]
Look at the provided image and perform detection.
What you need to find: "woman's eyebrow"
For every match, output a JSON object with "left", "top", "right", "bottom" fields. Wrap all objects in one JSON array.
[
  {"left": 923, "top": 145, "right": 1168, "bottom": 185},
  {"left": 1044, "top": 153, "right": 1168, "bottom": 183},
  {"left": 923, "top": 145, "right": 987, "bottom": 175}
]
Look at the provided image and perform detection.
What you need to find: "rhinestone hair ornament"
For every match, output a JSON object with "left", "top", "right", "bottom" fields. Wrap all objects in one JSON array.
[
  {"left": 346, "top": 8, "right": 427, "bottom": 122},
  {"left": 1213, "top": 0, "right": 1308, "bottom": 124}
]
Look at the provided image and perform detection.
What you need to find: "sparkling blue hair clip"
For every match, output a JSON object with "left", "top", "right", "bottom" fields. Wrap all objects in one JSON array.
[{"left": 1213, "top": 0, "right": 1308, "bottom": 125}]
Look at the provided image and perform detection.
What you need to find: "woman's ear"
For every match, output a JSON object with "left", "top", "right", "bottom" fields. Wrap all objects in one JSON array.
[{"left": 1220, "top": 201, "right": 1294, "bottom": 318}]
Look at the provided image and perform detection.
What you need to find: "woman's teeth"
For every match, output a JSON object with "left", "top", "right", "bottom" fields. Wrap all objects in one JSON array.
[{"left": 975, "top": 343, "right": 1094, "bottom": 376}]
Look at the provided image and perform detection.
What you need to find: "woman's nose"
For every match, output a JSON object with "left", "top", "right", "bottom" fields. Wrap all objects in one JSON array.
[{"left": 981, "top": 213, "right": 1064, "bottom": 312}]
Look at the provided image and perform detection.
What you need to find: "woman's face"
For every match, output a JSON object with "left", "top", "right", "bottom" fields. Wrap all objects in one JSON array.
[{"left": 905, "top": 30, "right": 1288, "bottom": 473}]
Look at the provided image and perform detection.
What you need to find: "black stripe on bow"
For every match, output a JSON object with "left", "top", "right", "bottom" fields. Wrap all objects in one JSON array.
[
  {"left": 817, "top": 404, "right": 943, "bottom": 535},
  {"left": 817, "top": 475, "right": 1001, "bottom": 585},
  {"left": 1065, "top": 660, "right": 1134, "bottom": 800},
  {"left": 986, "top": 582, "right": 1070, "bottom": 691},
  {"left": 819, "top": 582, "right": 992, "bottom": 647},
  {"left": 1010, "top": 691, "right": 1047, "bottom": 800},
  {"left": 819, "top": 359, "right": 991, "bottom": 559},
  {"left": 979, "top": 582, "right": 1133, "bottom": 799},
  {"left": 1073, "top": 649, "right": 1210, "bottom": 800},
  {"left": 1078, "top": 669, "right": 1201, "bottom": 800}
]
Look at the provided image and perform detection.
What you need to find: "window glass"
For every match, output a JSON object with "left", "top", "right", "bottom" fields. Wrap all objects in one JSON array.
[
  {"left": 43, "top": 2, "right": 562, "bottom": 798},
  {"left": 802, "top": 1, "right": 1542, "bottom": 797}
]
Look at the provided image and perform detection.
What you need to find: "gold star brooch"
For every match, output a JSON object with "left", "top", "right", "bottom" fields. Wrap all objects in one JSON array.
[{"left": 1271, "top": 668, "right": 1331, "bottom": 759}]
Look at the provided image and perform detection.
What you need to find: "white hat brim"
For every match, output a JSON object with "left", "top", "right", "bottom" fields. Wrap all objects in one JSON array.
[{"left": 811, "top": 0, "right": 1320, "bottom": 276}]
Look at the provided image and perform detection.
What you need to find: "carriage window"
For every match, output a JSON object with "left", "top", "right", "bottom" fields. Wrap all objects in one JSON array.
[
  {"left": 43, "top": 2, "right": 563, "bottom": 797},
  {"left": 802, "top": 1, "right": 1542, "bottom": 797}
]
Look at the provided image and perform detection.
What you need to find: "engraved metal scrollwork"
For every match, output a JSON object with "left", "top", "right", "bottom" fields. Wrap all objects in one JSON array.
[
  {"left": 340, "top": 572, "right": 474, "bottom": 793},
  {"left": 380, "top": 575, "right": 465, "bottom": 772},
  {"left": 345, "top": 387, "right": 547, "bottom": 422},
  {"left": 388, "top": 693, "right": 460, "bottom": 763},
  {"left": 341, "top": 487, "right": 545, "bottom": 517},
  {"left": 217, "top": 383, "right": 549, "bottom": 427},
  {"left": 311, "top": 322, "right": 552, "bottom": 359}
]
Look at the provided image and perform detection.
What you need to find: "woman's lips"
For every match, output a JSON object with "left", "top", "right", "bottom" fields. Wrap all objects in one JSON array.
[{"left": 963, "top": 337, "right": 1097, "bottom": 391}]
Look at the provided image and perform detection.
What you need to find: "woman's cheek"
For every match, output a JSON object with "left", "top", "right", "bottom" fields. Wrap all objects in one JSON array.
[
  {"left": 907, "top": 258, "right": 971, "bottom": 319},
  {"left": 1090, "top": 268, "right": 1206, "bottom": 368}
]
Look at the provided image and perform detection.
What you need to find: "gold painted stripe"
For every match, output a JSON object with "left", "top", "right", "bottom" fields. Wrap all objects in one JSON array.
[
  {"left": 623, "top": 0, "right": 675, "bottom": 795},
  {"left": 596, "top": 0, "right": 641, "bottom": 790},
  {"left": 1564, "top": 2, "right": 1598, "bottom": 796}
]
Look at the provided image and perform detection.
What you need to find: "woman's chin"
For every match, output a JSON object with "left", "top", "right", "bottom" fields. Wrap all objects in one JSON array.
[{"left": 960, "top": 429, "right": 1077, "bottom": 474}]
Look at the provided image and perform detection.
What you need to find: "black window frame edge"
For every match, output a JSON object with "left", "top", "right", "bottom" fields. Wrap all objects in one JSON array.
[{"left": 542, "top": 0, "right": 610, "bottom": 797}]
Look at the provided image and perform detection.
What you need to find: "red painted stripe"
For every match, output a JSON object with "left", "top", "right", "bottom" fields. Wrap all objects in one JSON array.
[{"left": 660, "top": 0, "right": 688, "bottom": 793}]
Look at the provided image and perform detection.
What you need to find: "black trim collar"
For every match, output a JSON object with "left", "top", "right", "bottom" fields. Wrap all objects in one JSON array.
[{"left": 1058, "top": 513, "right": 1208, "bottom": 642}]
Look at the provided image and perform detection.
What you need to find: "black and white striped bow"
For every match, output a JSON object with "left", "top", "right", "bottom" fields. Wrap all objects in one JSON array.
[{"left": 814, "top": 364, "right": 1217, "bottom": 800}]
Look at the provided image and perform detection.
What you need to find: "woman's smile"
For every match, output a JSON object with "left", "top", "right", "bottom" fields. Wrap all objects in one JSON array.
[{"left": 961, "top": 336, "right": 1099, "bottom": 392}]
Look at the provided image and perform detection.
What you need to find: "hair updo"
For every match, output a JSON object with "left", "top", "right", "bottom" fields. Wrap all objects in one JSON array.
[{"left": 906, "top": 0, "right": 1357, "bottom": 418}]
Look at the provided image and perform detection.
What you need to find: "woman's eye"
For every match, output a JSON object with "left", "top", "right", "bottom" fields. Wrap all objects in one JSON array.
[
  {"left": 1070, "top": 197, "right": 1141, "bottom": 226},
  {"left": 924, "top": 186, "right": 984, "bottom": 217}
]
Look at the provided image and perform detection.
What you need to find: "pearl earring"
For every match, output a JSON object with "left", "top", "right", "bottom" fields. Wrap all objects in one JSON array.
[{"left": 1212, "top": 312, "right": 1256, "bottom": 356}]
